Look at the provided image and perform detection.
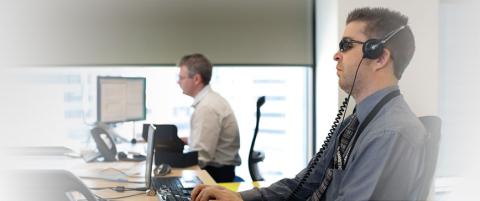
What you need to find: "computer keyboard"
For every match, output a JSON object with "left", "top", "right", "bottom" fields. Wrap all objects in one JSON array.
[{"left": 153, "top": 177, "right": 201, "bottom": 201}]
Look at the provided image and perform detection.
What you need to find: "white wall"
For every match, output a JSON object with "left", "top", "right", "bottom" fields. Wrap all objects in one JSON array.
[
  {"left": 315, "top": 0, "right": 340, "bottom": 153},
  {"left": 315, "top": 0, "right": 439, "bottom": 154},
  {"left": 337, "top": 0, "right": 439, "bottom": 116},
  {"left": 437, "top": 0, "right": 480, "bottom": 199}
]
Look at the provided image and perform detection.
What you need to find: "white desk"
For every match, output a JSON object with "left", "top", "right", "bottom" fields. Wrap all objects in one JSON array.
[{"left": 7, "top": 153, "right": 215, "bottom": 201}]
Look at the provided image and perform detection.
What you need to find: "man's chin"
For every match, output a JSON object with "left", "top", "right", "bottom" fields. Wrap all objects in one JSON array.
[
  {"left": 183, "top": 91, "right": 192, "bottom": 97},
  {"left": 339, "top": 83, "right": 349, "bottom": 93}
]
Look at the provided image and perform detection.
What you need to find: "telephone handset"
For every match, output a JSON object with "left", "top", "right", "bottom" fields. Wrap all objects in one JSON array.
[{"left": 91, "top": 126, "right": 118, "bottom": 161}]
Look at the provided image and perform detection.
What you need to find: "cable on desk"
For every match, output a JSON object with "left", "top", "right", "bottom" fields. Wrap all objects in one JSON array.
[
  {"left": 99, "top": 167, "right": 144, "bottom": 179},
  {"left": 89, "top": 186, "right": 147, "bottom": 192},
  {"left": 100, "top": 167, "right": 130, "bottom": 176},
  {"left": 79, "top": 176, "right": 145, "bottom": 184},
  {"left": 95, "top": 192, "right": 145, "bottom": 200}
]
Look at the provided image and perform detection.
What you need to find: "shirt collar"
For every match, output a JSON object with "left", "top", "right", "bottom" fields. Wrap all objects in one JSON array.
[
  {"left": 355, "top": 85, "right": 399, "bottom": 124},
  {"left": 192, "top": 84, "right": 211, "bottom": 108}
]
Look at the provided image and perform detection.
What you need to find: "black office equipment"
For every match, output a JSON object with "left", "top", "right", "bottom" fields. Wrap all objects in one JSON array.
[
  {"left": 89, "top": 125, "right": 145, "bottom": 162},
  {"left": 142, "top": 124, "right": 198, "bottom": 168},
  {"left": 142, "top": 124, "right": 184, "bottom": 153},
  {"left": 16, "top": 169, "right": 97, "bottom": 201},
  {"left": 145, "top": 124, "right": 156, "bottom": 195},
  {"left": 154, "top": 163, "right": 172, "bottom": 176},
  {"left": 90, "top": 126, "right": 117, "bottom": 161},
  {"left": 248, "top": 96, "right": 266, "bottom": 181},
  {"left": 153, "top": 176, "right": 203, "bottom": 201},
  {"left": 143, "top": 124, "right": 201, "bottom": 200},
  {"left": 155, "top": 151, "right": 198, "bottom": 168},
  {"left": 361, "top": 25, "right": 407, "bottom": 59}
]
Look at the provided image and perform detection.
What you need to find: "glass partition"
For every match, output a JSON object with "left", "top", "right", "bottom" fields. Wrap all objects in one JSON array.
[{"left": 10, "top": 66, "right": 311, "bottom": 181}]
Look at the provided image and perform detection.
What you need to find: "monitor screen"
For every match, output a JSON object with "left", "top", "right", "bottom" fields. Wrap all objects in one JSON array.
[
  {"left": 145, "top": 124, "right": 155, "bottom": 189},
  {"left": 97, "top": 76, "right": 146, "bottom": 123}
]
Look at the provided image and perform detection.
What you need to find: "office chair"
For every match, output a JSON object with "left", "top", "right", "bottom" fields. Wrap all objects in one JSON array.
[
  {"left": 248, "top": 96, "right": 266, "bottom": 181},
  {"left": 417, "top": 116, "right": 442, "bottom": 200},
  {"left": 15, "top": 169, "right": 97, "bottom": 201}
]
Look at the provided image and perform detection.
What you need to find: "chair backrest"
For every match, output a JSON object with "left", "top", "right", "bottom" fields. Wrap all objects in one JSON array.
[
  {"left": 15, "top": 169, "right": 97, "bottom": 201},
  {"left": 251, "top": 96, "right": 265, "bottom": 150},
  {"left": 417, "top": 116, "right": 442, "bottom": 200},
  {"left": 248, "top": 96, "right": 266, "bottom": 181}
]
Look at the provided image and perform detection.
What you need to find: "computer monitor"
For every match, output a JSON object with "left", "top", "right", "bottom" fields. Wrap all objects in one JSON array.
[
  {"left": 97, "top": 76, "right": 146, "bottom": 123},
  {"left": 145, "top": 124, "right": 155, "bottom": 190}
]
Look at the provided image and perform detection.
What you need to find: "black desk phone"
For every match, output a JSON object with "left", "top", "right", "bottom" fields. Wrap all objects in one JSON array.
[{"left": 89, "top": 126, "right": 145, "bottom": 162}]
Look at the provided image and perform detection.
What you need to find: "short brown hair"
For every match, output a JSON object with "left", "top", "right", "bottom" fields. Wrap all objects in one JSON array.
[
  {"left": 178, "top": 53, "right": 212, "bottom": 85},
  {"left": 347, "top": 7, "right": 415, "bottom": 79}
]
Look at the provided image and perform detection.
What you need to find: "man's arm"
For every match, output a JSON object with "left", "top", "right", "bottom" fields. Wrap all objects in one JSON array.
[
  {"left": 240, "top": 140, "right": 338, "bottom": 201},
  {"left": 190, "top": 148, "right": 334, "bottom": 201},
  {"left": 191, "top": 168, "right": 322, "bottom": 201},
  {"left": 239, "top": 169, "right": 316, "bottom": 200}
]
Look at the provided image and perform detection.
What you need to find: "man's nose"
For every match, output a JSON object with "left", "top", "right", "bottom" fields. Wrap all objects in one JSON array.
[{"left": 333, "top": 52, "right": 342, "bottom": 61}]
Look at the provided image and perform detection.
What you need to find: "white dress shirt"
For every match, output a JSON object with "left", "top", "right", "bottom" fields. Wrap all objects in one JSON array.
[{"left": 189, "top": 85, "right": 241, "bottom": 168}]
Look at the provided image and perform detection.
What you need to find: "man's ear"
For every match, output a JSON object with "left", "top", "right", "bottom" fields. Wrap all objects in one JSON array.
[
  {"left": 374, "top": 48, "right": 392, "bottom": 71},
  {"left": 193, "top": 74, "right": 203, "bottom": 85}
]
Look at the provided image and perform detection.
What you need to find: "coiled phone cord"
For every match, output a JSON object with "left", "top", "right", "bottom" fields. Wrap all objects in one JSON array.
[
  {"left": 286, "top": 58, "right": 364, "bottom": 201},
  {"left": 286, "top": 96, "right": 350, "bottom": 201}
]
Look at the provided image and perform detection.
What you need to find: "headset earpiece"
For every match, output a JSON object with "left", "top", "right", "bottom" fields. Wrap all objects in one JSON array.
[
  {"left": 362, "top": 39, "right": 384, "bottom": 59},
  {"left": 362, "top": 25, "right": 407, "bottom": 59}
]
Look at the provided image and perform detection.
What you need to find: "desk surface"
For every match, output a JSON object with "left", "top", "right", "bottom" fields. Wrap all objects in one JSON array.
[
  {"left": 218, "top": 181, "right": 262, "bottom": 192},
  {"left": 8, "top": 154, "right": 215, "bottom": 201}
]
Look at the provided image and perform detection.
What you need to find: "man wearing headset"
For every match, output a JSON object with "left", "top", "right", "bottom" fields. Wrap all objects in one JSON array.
[{"left": 191, "top": 7, "right": 429, "bottom": 201}]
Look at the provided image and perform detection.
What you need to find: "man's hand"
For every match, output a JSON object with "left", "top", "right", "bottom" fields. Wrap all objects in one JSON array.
[{"left": 191, "top": 184, "right": 243, "bottom": 201}]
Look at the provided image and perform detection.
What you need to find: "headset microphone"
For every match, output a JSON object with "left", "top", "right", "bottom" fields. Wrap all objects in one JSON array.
[{"left": 362, "top": 25, "right": 407, "bottom": 59}]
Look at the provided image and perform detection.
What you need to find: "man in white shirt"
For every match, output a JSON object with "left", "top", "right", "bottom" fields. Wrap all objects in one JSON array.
[{"left": 177, "top": 53, "right": 241, "bottom": 182}]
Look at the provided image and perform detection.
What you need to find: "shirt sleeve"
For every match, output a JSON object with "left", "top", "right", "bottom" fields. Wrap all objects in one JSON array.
[
  {"left": 239, "top": 117, "right": 357, "bottom": 201},
  {"left": 190, "top": 105, "right": 222, "bottom": 167},
  {"left": 239, "top": 173, "right": 310, "bottom": 201},
  {"left": 240, "top": 133, "right": 340, "bottom": 201}
]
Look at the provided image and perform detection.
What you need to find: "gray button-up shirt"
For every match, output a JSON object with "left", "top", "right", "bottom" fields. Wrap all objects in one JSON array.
[{"left": 240, "top": 86, "right": 428, "bottom": 201}]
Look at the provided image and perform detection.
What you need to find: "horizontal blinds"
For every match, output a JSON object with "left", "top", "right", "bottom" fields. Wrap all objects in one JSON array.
[{"left": 1, "top": 0, "right": 312, "bottom": 66}]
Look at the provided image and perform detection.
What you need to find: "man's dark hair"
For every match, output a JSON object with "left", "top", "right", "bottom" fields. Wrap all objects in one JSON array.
[
  {"left": 347, "top": 7, "right": 415, "bottom": 79},
  {"left": 178, "top": 53, "right": 212, "bottom": 85}
]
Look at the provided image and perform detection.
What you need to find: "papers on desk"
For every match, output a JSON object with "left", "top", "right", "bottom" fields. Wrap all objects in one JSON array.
[{"left": 75, "top": 161, "right": 145, "bottom": 183}]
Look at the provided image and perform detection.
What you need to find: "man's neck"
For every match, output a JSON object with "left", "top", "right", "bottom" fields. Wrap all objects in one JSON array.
[
  {"left": 353, "top": 79, "right": 398, "bottom": 103},
  {"left": 191, "top": 84, "right": 206, "bottom": 98}
]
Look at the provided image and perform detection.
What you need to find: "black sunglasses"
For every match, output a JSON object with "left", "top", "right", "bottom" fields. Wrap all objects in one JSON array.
[{"left": 339, "top": 38, "right": 364, "bottom": 52}]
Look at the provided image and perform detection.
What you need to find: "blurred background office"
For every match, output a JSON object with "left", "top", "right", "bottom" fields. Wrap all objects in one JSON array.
[{"left": 0, "top": 0, "right": 479, "bottom": 200}]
